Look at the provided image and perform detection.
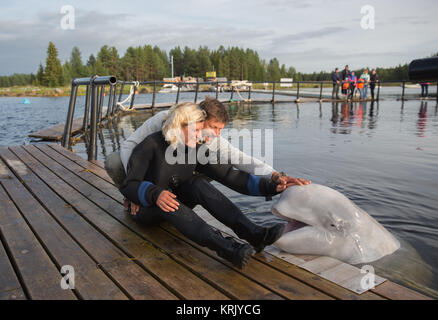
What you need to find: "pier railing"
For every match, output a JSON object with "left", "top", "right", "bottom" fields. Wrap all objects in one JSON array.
[
  {"left": 117, "top": 79, "right": 437, "bottom": 106},
  {"left": 61, "top": 76, "right": 437, "bottom": 160}
]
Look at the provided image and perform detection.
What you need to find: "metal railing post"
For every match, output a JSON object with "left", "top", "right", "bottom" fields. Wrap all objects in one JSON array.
[
  {"left": 110, "top": 84, "right": 116, "bottom": 115},
  {"left": 401, "top": 81, "right": 406, "bottom": 101},
  {"left": 377, "top": 82, "right": 381, "bottom": 101},
  {"left": 152, "top": 81, "right": 156, "bottom": 108},
  {"left": 82, "top": 85, "right": 90, "bottom": 131},
  {"left": 230, "top": 85, "right": 234, "bottom": 101},
  {"left": 319, "top": 82, "right": 323, "bottom": 100},
  {"left": 194, "top": 80, "right": 199, "bottom": 103},
  {"left": 271, "top": 81, "right": 276, "bottom": 103},
  {"left": 129, "top": 84, "right": 137, "bottom": 109},
  {"left": 248, "top": 84, "right": 252, "bottom": 101},
  {"left": 297, "top": 81, "right": 300, "bottom": 100},
  {"left": 97, "top": 85, "right": 104, "bottom": 122},
  {"left": 88, "top": 81, "right": 98, "bottom": 161},
  {"left": 175, "top": 82, "right": 181, "bottom": 105},
  {"left": 61, "top": 81, "right": 78, "bottom": 148},
  {"left": 106, "top": 85, "right": 113, "bottom": 118},
  {"left": 118, "top": 83, "right": 125, "bottom": 102},
  {"left": 215, "top": 82, "right": 219, "bottom": 100}
]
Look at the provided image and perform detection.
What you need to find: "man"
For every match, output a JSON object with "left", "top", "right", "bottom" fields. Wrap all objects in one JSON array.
[
  {"left": 331, "top": 68, "right": 341, "bottom": 99},
  {"left": 370, "top": 69, "right": 379, "bottom": 100},
  {"left": 105, "top": 97, "right": 311, "bottom": 214},
  {"left": 348, "top": 71, "right": 357, "bottom": 100},
  {"left": 359, "top": 69, "right": 370, "bottom": 100},
  {"left": 341, "top": 65, "right": 350, "bottom": 82}
]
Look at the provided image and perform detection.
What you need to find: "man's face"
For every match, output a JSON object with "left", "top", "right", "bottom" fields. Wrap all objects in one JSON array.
[{"left": 204, "top": 117, "right": 225, "bottom": 138}]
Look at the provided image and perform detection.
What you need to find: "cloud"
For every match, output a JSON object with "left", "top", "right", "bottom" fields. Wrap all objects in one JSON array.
[{"left": 0, "top": 1, "right": 437, "bottom": 75}]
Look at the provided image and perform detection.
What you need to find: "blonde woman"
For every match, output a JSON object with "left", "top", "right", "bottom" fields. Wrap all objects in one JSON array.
[{"left": 120, "top": 102, "right": 285, "bottom": 269}]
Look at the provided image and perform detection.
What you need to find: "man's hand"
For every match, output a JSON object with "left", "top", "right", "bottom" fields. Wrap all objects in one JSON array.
[
  {"left": 157, "top": 190, "right": 179, "bottom": 212},
  {"left": 271, "top": 171, "right": 311, "bottom": 192}
]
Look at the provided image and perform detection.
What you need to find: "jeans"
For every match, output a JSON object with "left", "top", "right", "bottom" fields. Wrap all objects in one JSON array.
[
  {"left": 421, "top": 85, "right": 429, "bottom": 97},
  {"left": 361, "top": 85, "right": 368, "bottom": 99},
  {"left": 370, "top": 84, "right": 376, "bottom": 100},
  {"left": 332, "top": 83, "right": 340, "bottom": 98}
]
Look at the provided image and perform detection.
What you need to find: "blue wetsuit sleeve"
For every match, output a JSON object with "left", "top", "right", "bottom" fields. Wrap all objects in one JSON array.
[
  {"left": 119, "top": 137, "right": 163, "bottom": 206},
  {"left": 197, "top": 163, "right": 278, "bottom": 197}
]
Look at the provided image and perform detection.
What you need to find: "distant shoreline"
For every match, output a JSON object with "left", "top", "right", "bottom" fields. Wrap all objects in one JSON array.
[{"left": 0, "top": 82, "right": 409, "bottom": 98}]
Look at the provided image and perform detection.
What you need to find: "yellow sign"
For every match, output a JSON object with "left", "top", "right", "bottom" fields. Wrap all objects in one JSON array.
[{"left": 206, "top": 71, "right": 216, "bottom": 78}]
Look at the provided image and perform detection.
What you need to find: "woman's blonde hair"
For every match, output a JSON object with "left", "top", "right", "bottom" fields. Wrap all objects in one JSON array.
[{"left": 162, "top": 102, "right": 206, "bottom": 148}]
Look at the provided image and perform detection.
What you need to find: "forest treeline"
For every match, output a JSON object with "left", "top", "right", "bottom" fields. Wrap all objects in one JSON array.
[{"left": 0, "top": 42, "right": 435, "bottom": 87}]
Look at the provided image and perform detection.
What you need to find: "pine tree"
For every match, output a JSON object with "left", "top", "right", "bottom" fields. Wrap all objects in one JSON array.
[
  {"left": 70, "top": 46, "right": 84, "bottom": 78},
  {"left": 36, "top": 63, "right": 45, "bottom": 85},
  {"left": 86, "top": 54, "right": 97, "bottom": 75},
  {"left": 43, "top": 42, "right": 64, "bottom": 87}
]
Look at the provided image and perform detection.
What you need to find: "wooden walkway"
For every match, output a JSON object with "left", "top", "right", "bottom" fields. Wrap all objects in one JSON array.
[{"left": 0, "top": 144, "right": 432, "bottom": 300}]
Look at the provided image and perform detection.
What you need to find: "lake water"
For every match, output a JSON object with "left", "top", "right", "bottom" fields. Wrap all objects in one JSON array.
[{"left": 0, "top": 91, "right": 437, "bottom": 298}]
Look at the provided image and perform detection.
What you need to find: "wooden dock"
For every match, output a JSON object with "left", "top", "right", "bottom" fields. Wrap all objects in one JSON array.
[{"left": 0, "top": 143, "right": 432, "bottom": 300}]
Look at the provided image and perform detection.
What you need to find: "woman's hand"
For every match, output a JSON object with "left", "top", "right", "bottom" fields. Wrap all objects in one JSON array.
[
  {"left": 272, "top": 172, "right": 311, "bottom": 192},
  {"left": 130, "top": 202, "right": 140, "bottom": 216},
  {"left": 157, "top": 190, "right": 180, "bottom": 212}
]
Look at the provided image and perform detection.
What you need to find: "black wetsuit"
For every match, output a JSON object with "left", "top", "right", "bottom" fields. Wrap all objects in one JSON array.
[{"left": 119, "top": 131, "right": 281, "bottom": 254}]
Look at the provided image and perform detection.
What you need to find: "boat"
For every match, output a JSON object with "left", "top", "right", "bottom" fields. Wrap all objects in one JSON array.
[
  {"left": 158, "top": 83, "right": 195, "bottom": 93},
  {"left": 158, "top": 84, "right": 179, "bottom": 93}
]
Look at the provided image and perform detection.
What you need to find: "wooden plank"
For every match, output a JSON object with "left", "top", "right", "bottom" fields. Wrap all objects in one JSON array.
[
  {"left": 137, "top": 226, "right": 283, "bottom": 300},
  {"left": 49, "top": 144, "right": 114, "bottom": 184},
  {"left": 27, "top": 145, "right": 283, "bottom": 300},
  {"left": 0, "top": 153, "right": 127, "bottom": 300},
  {"left": 371, "top": 281, "right": 433, "bottom": 300},
  {"left": 0, "top": 184, "right": 76, "bottom": 300},
  {"left": 0, "top": 239, "right": 26, "bottom": 300},
  {"left": 160, "top": 224, "right": 332, "bottom": 300},
  {"left": 29, "top": 117, "right": 84, "bottom": 141},
  {"left": 254, "top": 251, "right": 385, "bottom": 300},
  {"left": 1, "top": 147, "right": 175, "bottom": 300},
  {"left": 12, "top": 145, "right": 227, "bottom": 300},
  {"left": 193, "top": 212, "right": 385, "bottom": 300},
  {"left": 37, "top": 144, "right": 123, "bottom": 203}
]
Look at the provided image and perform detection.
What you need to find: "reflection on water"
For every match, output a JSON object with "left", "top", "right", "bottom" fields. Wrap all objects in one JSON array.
[{"left": 70, "top": 99, "right": 438, "bottom": 298}]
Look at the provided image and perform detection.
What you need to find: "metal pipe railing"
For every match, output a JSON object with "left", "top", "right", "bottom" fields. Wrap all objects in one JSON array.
[
  {"left": 62, "top": 75, "right": 117, "bottom": 159},
  {"left": 61, "top": 83, "right": 78, "bottom": 148}
]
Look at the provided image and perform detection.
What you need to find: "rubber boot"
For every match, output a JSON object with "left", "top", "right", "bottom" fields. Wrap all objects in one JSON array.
[
  {"left": 233, "top": 216, "right": 286, "bottom": 253},
  {"left": 207, "top": 230, "right": 254, "bottom": 269}
]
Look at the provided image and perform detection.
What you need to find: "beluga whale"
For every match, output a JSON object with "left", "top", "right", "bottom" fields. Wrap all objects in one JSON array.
[{"left": 271, "top": 184, "right": 400, "bottom": 265}]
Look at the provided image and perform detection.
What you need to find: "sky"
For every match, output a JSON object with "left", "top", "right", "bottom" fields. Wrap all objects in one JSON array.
[{"left": 0, "top": 0, "right": 437, "bottom": 76}]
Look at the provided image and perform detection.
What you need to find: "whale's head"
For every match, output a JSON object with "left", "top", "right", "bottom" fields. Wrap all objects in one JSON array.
[{"left": 272, "top": 184, "right": 400, "bottom": 264}]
